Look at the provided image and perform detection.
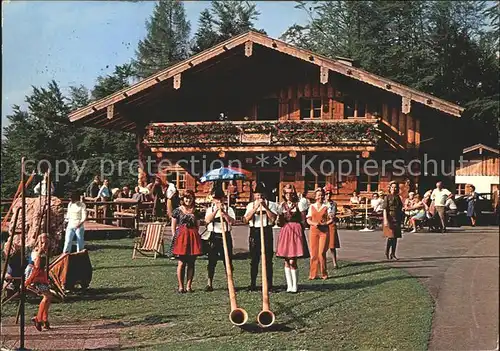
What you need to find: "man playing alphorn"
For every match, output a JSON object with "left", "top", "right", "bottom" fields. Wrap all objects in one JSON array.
[
  {"left": 243, "top": 182, "right": 278, "bottom": 292},
  {"left": 203, "top": 185, "right": 236, "bottom": 292}
]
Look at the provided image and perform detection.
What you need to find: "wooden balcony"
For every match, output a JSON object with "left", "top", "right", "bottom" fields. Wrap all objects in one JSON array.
[{"left": 144, "top": 119, "right": 381, "bottom": 152}]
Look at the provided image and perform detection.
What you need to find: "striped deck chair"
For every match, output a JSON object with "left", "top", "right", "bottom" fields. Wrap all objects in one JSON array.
[{"left": 132, "top": 222, "right": 166, "bottom": 259}]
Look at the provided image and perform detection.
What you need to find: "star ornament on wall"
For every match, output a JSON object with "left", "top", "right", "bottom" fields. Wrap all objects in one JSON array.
[
  {"left": 256, "top": 153, "right": 270, "bottom": 167},
  {"left": 274, "top": 154, "right": 288, "bottom": 167}
]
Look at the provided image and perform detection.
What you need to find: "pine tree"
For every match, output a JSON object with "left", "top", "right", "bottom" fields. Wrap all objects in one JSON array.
[
  {"left": 191, "top": 1, "right": 264, "bottom": 54},
  {"left": 134, "top": 0, "right": 191, "bottom": 79},
  {"left": 191, "top": 9, "right": 219, "bottom": 54}
]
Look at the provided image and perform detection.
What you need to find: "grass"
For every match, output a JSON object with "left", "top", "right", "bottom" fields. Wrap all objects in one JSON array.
[{"left": 2, "top": 238, "right": 433, "bottom": 350}]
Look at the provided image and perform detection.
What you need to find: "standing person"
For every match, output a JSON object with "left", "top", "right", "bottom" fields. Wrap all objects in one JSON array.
[
  {"left": 466, "top": 185, "right": 479, "bottom": 226},
  {"left": 63, "top": 191, "right": 87, "bottom": 253},
  {"left": 152, "top": 177, "right": 165, "bottom": 220},
  {"left": 86, "top": 176, "right": 101, "bottom": 198},
  {"left": 383, "top": 181, "right": 404, "bottom": 260},
  {"left": 97, "top": 179, "right": 112, "bottom": 224},
  {"left": 25, "top": 234, "right": 53, "bottom": 331},
  {"left": 34, "top": 172, "right": 55, "bottom": 196},
  {"left": 306, "top": 188, "right": 332, "bottom": 280},
  {"left": 165, "top": 179, "right": 178, "bottom": 218},
  {"left": 203, "top": 185, "right": 236, "bottom": 292},
  {"left": 430, "top": 181, "right": 452, "bottom": 232},
  {"left": 324, "top": 184, "right": 341, "bottom": 269},
  {"left": 171, "top": 190, "right": 202, "bottom": 293},
  {"left": 243, "top": 182, "right": 278, "bottom": 292},
  {"left": 276, "top": 184, "right": 309, "bottom": 293}
]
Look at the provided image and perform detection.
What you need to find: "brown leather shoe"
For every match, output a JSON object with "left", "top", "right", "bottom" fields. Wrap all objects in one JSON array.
[{"left": 32, "top": 317, "right": 42, "bottom": 332}]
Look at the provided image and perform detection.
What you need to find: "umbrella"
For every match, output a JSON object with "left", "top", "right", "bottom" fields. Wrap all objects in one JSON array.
[
  {"left": 199, "top": 167, "right": 249, "bottom": 206},
  {"left": 199, "top": 167, "right": 247, "bottom": 183}
]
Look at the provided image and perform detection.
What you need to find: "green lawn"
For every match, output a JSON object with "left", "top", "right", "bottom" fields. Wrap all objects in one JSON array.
[{"left": 3, "top": 238, "right": 433, "bottom": 350}]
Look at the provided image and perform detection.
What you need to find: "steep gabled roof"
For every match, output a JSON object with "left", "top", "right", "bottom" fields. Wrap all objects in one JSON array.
[
  {"left": 463, "top": 144, "right": 499, "bottom": 155},
  {"left": 69, "top": 31, "right": 464, "bottom": 129}
]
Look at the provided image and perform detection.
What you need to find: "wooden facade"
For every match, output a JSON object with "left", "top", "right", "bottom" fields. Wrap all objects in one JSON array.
[{"left": 69, "top": 31, "right": 464, "bottom": 205}]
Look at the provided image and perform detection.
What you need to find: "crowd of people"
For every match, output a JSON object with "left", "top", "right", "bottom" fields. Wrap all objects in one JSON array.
[{"left": 4, "top": 174, "right": 492, "bottom": 332}]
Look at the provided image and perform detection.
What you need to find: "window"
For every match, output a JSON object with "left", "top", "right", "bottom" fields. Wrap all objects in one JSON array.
[
  {"left": 368, "top": 101, "right": 382, "bottom": 117},
  {"left": 257, "top": 98, "right": 279, "bottom": 120},
  {"left": 357, "top": 174, "right": 379, "bottom": 192},
  {"left": 356, "top": 101, "right": 366, "bottom": 118},
  {"left": 305, "top": 173, "right": 328, "bottom": 191},
  {"left": 300, "top": 98, "right": 322, "bottom": 119},
  {"left": 343, "top": 96, "right": 355, "bottom": 118},
  {"left": 456, "top": 183, "right": 468, "bottom": 196},
  {"left": 167, "top": 170, "right": 187, "bottom": 190}
]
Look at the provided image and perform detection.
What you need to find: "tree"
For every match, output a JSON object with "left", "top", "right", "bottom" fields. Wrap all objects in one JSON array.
[
  {"left": 134, "top": 0, "right": 191, "bottom": 78},
  {"left": 191, "top": 9, "right": 219, "bottom": 54},
  {"left": 191, "top": 1, "right": 265, "bottom": 54}
]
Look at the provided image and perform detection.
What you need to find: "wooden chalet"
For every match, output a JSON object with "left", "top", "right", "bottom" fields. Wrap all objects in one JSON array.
[
  {"left": 455, "top": 144, "right": 499, "bottom": 195},
  {"left": 69, "top": 31, "right": 464, "bottom": 206}
]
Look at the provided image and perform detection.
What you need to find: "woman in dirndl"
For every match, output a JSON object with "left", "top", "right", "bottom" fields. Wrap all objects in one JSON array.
[
  {"left": 383, "top": 181, "right": 404, "bottom": 260},
  {"left": 276, "top": 184, "right": 309, "bottom": 293},
  {"left": 171, "top": 190, "right": 203, "bottom": 293},
  {"left": 25, "top": 233, "right": 53, "bottom": 331}
]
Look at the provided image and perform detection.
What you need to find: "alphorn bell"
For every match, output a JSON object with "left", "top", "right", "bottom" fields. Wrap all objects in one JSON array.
[
  {"left": 257, "top": 205, "right": 275, "bottom": 328},
  {"left": 219, "top": 204, "right": 248, "bottom": 326}
]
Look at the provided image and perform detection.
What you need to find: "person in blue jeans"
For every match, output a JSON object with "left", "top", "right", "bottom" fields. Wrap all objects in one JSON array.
[{"left": 63, "top": 191, "right": 87, "bottom": 253}]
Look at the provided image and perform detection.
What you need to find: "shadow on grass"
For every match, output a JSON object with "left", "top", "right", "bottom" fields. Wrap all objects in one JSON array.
[
  {"left": 63, "top": 286, "right": 145, "bottom": 302},
  {"left": 86, "top": 243, "right": 132, "bottom": 251},
  {"left": 93, "top": 262, "right": 172, "bottom": 271},
  {"left": 239, "top": 323, "right": 294, "bottom": 333},
  {"left": 301, "top": 275, "right": 417, "bottom": 292}
]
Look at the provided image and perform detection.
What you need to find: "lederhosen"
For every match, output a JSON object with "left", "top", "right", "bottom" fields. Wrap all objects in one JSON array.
[
  {"left": 248, "top": 202, "right": 274, "bottom": 289},
  {"left": 206, "top": 204, "right": 234, "bottom": 273}
]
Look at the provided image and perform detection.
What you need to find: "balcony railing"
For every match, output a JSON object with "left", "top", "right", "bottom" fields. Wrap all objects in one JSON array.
[{"left": 145, "top": 119, "right": 380, "bottom": 147}]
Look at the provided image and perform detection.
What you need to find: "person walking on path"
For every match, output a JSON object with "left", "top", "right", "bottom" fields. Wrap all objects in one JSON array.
[
  {"left": 466, "top": 185, "right": 479, "bottom": 226},
  {"left": 276, "top": 184, "right": 309, "bottom": 293},
  {"left": 383, "top": 181, "right": 404, "bottom": 260},
  {"left": 171, "top": 190, "right": 203, "bottom": 293},
  {"left": 306, "top": 187, "right": 332, "bottom": 280},
  {"left": 63, "top": 191, "right": 87, "bottom": 253},
  {"left": 431, "top": 181, "right": 452, "bottom": 233},
  {"left": 243, "top": 182, "right": 278, "bottom": 291}
]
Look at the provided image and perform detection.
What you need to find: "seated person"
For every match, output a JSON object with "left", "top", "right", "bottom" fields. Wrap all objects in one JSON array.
[
  {"left": 445, "top": 195, "right": 458, "bottom": 226},
  {"left": 408, "top": 194, "right": 427, "bottom": 233},
  {"left": 350, "top": 191, "right": 360, "bottom": 205},
  {"left": 370, "top": 192, "right": 384, "bottom": 214},
  {"left": 2, "top": 242, "right": 22, "bottom": 292}
]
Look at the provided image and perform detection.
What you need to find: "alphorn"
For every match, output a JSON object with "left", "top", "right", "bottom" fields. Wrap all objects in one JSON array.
[
  {"left": 256, "top": 205, "right": 275, "bottom": 328},
  {"left": 219, "top": 204, "right": 248, "bottom": 326}
]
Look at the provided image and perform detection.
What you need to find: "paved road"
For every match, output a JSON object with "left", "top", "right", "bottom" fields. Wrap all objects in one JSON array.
[{"left": 226, "top": 225, "right": 499, "bottom": 351}]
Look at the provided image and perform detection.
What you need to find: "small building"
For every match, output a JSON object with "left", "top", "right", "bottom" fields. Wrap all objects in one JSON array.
[
  {"left": 455, "top": 144, "right": 499, "bottom": 195},
  {"left": 69, "top": 31, "right": 464, "bottom": 206}
]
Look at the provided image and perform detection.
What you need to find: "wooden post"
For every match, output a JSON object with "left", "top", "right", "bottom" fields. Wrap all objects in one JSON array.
[
  {"left": 46, "top": 169, "right": 51, "bottom": 280},
  {"left": 20, "top": 157, "right": 26, "bottom": 348}
]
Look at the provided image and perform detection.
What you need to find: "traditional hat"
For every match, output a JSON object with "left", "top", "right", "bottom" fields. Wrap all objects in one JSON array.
[
  {"left": 254, "top": 181, "right": 267, "bottom": 195},
  {"left": 211, "top": 181, "right": 225, "bottom": 199}
]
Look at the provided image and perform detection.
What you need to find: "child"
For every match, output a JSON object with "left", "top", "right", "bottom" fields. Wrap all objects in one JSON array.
[{"left": 25, "top": 233, "right": 52, "bottom": 331}]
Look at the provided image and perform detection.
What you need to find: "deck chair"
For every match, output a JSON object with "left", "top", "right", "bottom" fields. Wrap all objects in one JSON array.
[{"left": 132, "top": 222, "right": 166, "bottom": 259}]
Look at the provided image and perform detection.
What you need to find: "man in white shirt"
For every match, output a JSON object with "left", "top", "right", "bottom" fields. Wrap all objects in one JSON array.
[
  {"left": 243, "top": 182, "right": 278, "bottom": 291},
  {"left": 63, "top": 192, "right": 87, "bottom": 253},
  {"left": 431, "top": 181, "right": 452, "bottom": 232},
  {"left": 165, "top": 180, "right": 178, "bottom": 218},
  {"left": 298, "top": 190, "right": 310, "bottom": 213},
  {"left": 203, "top": 187, "right": 236, "bottom": 292}
]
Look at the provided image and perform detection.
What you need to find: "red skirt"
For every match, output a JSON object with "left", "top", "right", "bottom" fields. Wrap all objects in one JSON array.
[
  {"left": 276, "top": 222, "right": 310, "bottom": 258},
  {"left": 172, "top": 225, "right": 203, "bottom": 257}
]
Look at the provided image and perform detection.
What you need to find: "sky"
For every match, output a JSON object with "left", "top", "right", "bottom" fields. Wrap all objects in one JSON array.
[{"left": 1, "top": 0, "right": 308, "bottom": 128}]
